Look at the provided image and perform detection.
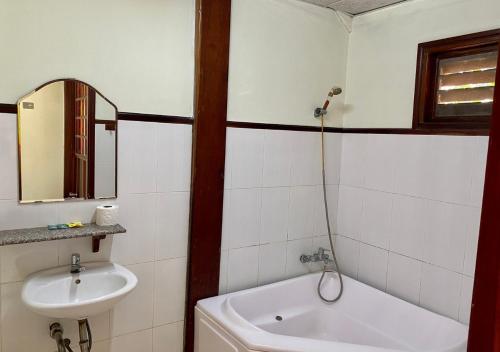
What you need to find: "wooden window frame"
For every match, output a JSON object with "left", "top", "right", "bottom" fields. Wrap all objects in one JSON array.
[{"left": 413, "top": 29, "right": 500, "bottom": 135}]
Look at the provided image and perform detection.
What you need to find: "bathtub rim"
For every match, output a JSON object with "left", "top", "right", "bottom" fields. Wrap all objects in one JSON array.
[{"left": 196, "top": 272, "right": 468, "bottom": 352}]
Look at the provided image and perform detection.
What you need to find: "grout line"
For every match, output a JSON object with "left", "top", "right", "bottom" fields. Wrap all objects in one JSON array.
[
  {"left": 338, "top": 183, "right": 482, "bottom": 209},
  {"left": 335, "top": 233, "right": 474, "bottom": 278}
]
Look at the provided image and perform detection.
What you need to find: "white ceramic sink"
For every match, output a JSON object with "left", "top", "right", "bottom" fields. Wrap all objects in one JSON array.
[{"left": 22, "top": 262, "right": 137, "bottom": 319}]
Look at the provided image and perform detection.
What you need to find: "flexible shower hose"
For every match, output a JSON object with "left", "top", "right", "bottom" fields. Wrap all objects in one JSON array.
[{"left": 317, "top": 114, "right": 344, "bottom": 303}]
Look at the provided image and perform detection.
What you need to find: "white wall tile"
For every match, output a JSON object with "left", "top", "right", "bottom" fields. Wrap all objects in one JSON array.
[
  {"left": 459, "top": 276, "right": 474, "bottom": 325},
  {"left": 118, "top": 121, "right": 157, "bottom": 194},
  {"left": 427, "top": 137, "right": 476, "bottom": 205},
  {"left": 358, "top": 243, "right": 388, "bottom": 292},
  {"left": 58, "top": 199, "right": 114, "bottom": 225},
  {"left": 1, "top": 282, "right": 55, "bottom": 352},
  {"left": 260, "top": 187, "right": 289, "bottom": 244},
  {"left": 386, "top": 252, "right": 421, "bottom": 305},
  {"left": 110, "top": 193, "right": 156, "bottom": 265},
  {"left": 226, "top": 188, "right": 261, "bottom": 249},
  {"left": 227, "top": 246, "right": 259, "bottom": 292},
  {"left": 313, "top": 185, "right": 339, "bottom": 236},
  {"left": 154, "top": 258, "right": 187, "bottom": 326},
  {"left": 153, "top": 321, "right": 184, "bottom": 352},
  {"left": 63, "top": 312, "right": 111, "bottom": 348},
  {"left": 337, "top": 186, "right": 363, "bottom": 240},
  {"left": 0, "top": 242, "right": 58, "bottom": 283},
  {"left": 110, "top": 329, "right": 153, "bottom": 352},
  {"left": 334, "top": 235, "right": 360, "bottom": 279},
  {"left": 324, "top": 133, "right": 342, "bottom": 185},
  {"left": 220, "top": 190, "right": 231, "bottom": 250},
  {"left": 224, "top": 130, "right": 233, "bottom": 190},
  {"left": 470, "top": 137, "right": 488, "bottom": 207},
  {"left": 230, "top": 129, "right": 264, "bottom": 189},
  {"left": 420, "top": 264, "right": 462, "bottom": 320},
  {"left": 258, "top": 242, "right": 287, "bottom": 285},
  {"left": 155, "top": 192, "right": 189, "bottom": 260},
  {"left": 422, "top": 201, "right": 469, "bottom": 273},
  {"left": 58, "top": 237, "right": 112, "bottom": 265},
  {"left": 463, "top": 208, "right": 481, "bottom": 277},
  {"left": 394, "top": 135, "right": 435, "bottom": 199},
  {"left": 219, "top": 250, "right": 228, "bottom": 294},
  {"left": 389, "top": 195, "right": 426, "bottom": 260},
  {"left": 111, "top": 262, "right": 154, "bottom": 336},
  {"left": 0, "top": 116, "right": 18, "bottom": 200},
  {"left": 363, "top": 134, "right": 399, "bottom": 192},
  {"left": 0, "top": 200, "right": 60, "bottom": 231},
  {"left": 340, "top": 134, "right": 366, "bottom": 187},
  {"left": 262, "top": 130, "right": 292, "bottom": 187},
  {"left": 290, "top": 132, "right": 322, "bottom": 186},
  {"left": 288, "top": 186, "right": 316, "bottom": 240},
  {"left": 285, "top": 238, "right": 313, "bottom": 278},
  {"left": 360, "top": 190, "right": 392, "bottom": 249},
  {"left": 90, "top": 340, "right": 111, "bottom": 352},
  {"left": 156, "top": 124, "right": 192, "bottom": 193}
]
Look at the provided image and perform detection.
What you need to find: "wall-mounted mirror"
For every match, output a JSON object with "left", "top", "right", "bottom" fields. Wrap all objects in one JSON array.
[{"left": 18, "top": 79, "right": 117, "bottom": 203}]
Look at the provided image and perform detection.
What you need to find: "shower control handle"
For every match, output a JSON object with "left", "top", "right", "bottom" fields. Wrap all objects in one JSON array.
[{"left": 300, "top": 247, "right": 332, "bottom": 264}]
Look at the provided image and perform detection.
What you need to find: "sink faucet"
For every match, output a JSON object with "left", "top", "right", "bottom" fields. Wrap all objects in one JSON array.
[
  {"left": 70, "top": 253, "right": 85, "bottom": 274},
  {"left": 300, "top": 247, "right": 333, "bottom": 266}
]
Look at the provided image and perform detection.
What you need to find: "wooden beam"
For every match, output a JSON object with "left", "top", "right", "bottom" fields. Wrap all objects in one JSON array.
[
  {"left": 184, "top": 0, "right": 231, "bottom": 351},
  {"left": 468, "top": 49, "right": 500, "bottom": 351}
]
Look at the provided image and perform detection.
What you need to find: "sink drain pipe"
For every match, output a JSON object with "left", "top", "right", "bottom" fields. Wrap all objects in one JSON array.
[
  {"left": 78, "top": 319, "right": 92, "bottom": 352},
  {"left": 49, "top": 323, "right": 68, "bottom": 352},
  {"left": 50, "top": 320, "right": 92, "bottom": 352}
]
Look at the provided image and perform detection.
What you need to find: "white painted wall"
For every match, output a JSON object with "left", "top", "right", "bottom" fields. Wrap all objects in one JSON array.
[
  {"left": 344, "top": 0, "right": 500, "bottom": 128},
  {"left": 0, "top": 0, "right": 195, "bottom": 350},
  {"left": 19, "top": 82, "right": 65, "bottom": 202},
  {"left": 0, "top": 0, "right": 195, "bottom": 116},
  {"left": 228, "top": 0, "right": 350, "bottom": 127}
]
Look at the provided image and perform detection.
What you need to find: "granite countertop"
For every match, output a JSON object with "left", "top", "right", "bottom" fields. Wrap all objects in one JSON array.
[{"left": 0, "top": 223, "right": 126, "bottom": 246}]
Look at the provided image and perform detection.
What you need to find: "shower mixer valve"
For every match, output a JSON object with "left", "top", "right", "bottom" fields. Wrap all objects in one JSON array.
[{"left": 300, "top": 247, "right": 333, "bottom": 265}]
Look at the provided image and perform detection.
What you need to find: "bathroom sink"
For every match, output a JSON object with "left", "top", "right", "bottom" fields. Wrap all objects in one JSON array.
[{"left": 22, "top": 262, "right": 137, "bottom": 319}]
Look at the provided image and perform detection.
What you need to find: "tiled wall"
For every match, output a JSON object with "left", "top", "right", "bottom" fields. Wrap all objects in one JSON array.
[
  {"left": 336, "top": 134, "right": 487, "bottom": 324},
  {"left": 0, "top": 115, "right": 192, "bottom": 352},
  {"left": 220, "top": 128, "right": 487, "bottom": 326},
  {"left": 219, "top": 128, "right": 342, "bottom": 293}
]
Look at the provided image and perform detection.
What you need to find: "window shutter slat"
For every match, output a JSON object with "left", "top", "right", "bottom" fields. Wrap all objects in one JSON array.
[
  {"left": 437, "top": 86, "right": 494, "bottom": 104},
  {"left": 439, "top": 69, "right": 496, "bottom": 89},
  {"left": 440, "top": 52, "right": 498, "bottom": 75}
]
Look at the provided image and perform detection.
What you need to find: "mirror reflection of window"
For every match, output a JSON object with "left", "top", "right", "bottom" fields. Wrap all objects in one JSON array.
[{"left": 17, "top": 80, "right": 117, "bottom": 203}]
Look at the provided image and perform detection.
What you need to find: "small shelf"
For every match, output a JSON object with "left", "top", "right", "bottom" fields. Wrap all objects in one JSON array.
[{"left": 0, "top": 224, "right": 126, "bottom": 252}]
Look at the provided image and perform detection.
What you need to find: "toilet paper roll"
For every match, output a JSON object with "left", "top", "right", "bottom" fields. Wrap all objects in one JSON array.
[{"left": 96, "top": 205, "right": 119, "bottom": 226}]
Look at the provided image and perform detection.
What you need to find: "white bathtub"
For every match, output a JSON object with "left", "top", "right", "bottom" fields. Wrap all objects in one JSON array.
[{"left": 195, "top": 273, "right": 468, "bottom": 352}]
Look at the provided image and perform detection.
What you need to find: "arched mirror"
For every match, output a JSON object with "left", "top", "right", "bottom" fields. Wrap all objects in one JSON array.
[{"left": 17, "top": 79, "right": 117, "bottom": 203}]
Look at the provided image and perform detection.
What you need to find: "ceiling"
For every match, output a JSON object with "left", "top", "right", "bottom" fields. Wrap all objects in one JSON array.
[{"left": 299, "top": 0, "right": 410, "bottom": 15}]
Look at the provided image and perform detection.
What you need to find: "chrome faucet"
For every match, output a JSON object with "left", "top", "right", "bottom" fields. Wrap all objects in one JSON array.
[
  {"left": 300, "top": 247, "right": 333, "bottom": 266},
  {"left": 70, "top": 253, "right": 85, "bottom": 274}
]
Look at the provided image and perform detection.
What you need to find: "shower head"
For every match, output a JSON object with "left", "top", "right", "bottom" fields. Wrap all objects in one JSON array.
[
  {"left": 315, "top": 86, "right": 343, "bottom": 118},
  {"left": 329, "top": 87, "right": 343, "bottom": 96}
]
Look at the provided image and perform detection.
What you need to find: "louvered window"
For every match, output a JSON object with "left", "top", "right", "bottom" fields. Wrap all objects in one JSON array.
[{"left": 413, "top": 29, "right": 500, "bottom": 134}]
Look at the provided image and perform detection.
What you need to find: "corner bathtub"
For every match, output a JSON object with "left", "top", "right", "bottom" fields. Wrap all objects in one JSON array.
[{"left": 195, "top": 273, "right": 468, "bottom": 352}]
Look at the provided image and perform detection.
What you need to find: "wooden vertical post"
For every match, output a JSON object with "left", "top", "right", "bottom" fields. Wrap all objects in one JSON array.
[
  {"left": 184, "top": 1, "right": 231, "bottom": 351},
  {"left": 467, "top": 51, "right": 500, "bottom": 351}
]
